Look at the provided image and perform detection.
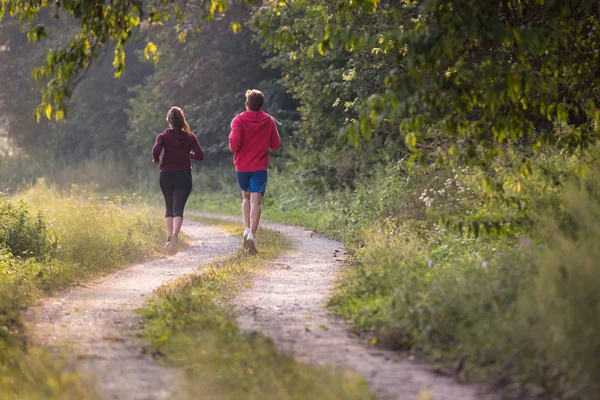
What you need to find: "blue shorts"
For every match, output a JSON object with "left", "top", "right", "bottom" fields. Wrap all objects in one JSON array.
[{"left": 236, "top": 170, "right": 268, "bottom": 195}]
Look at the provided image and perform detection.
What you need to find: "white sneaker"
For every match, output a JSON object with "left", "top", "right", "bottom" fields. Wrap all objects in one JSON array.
[
  {"left": 242, "top": 229, "right": 249, "bottom": 249},
  {"left": 247, "top": 234, "right": 258, "bottom": 255},
  {"left": 170, "top": 234, "right": 179, "bottom": 255}
]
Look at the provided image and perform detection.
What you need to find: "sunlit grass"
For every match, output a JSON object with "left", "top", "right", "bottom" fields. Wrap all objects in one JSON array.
[
  {"left": 0, "top": 182, "right": 164, "bottom": 399},
  {"left": 18, "top": 181, "right": 164, "bottom": 272},
  {"left": 140, "top": 218, "right": 374, "bottom": 400},
  {"left": 182, "top": 157, "right": 600, "bottom": 398}
]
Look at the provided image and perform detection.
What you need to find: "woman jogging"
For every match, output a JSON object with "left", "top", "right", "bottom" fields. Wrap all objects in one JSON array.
[{"left": 152, "top": 106, "right": 204, "bottom": 254}]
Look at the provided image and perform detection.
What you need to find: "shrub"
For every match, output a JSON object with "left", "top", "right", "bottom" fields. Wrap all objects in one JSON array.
[{"left": 0, "top": 197, "right": 50, "bottom": 258}]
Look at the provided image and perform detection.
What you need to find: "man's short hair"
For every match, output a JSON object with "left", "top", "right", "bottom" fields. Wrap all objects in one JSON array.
[{"left": 245, "top": 89, "right": 265, "bottom": 111}]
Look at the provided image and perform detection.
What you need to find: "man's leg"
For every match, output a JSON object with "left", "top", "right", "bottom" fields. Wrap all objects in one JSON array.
[
  {"left": 241, "top": 191, "right": 251, "bottom": 230},
  {"left": 250, "top": 192, "right": 263, "bottom": 236}
]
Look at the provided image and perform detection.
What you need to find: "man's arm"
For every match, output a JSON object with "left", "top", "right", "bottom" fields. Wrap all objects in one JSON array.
[
  {"left": 229, "top": 117, "right": 242, "bottom": 153},
  {"left": 269, "top": 119, "right": 281, "bottom": 150},
  {"left": 152, "top": 134, "right": 163, "bottom": 163}
]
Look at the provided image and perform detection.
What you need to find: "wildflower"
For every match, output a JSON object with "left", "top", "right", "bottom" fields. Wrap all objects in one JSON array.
[
  {"left": 481, "top": 261, "right": 489, "bottom": 268},
  {"left": 428, "top": 260, "right": 433, "bottom": 267},
  {"left": 497, "top": 252, "right": 504, "bottom": 257}
]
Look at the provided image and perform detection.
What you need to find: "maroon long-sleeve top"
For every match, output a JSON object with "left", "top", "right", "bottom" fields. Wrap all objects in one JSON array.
[{"left": 152, "top": 128, "right": 204, "bottom": 172}]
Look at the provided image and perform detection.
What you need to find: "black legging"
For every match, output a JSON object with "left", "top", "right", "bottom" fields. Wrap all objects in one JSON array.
[{"left": 159, "top": 170, "right": 192, "bottom": 218}]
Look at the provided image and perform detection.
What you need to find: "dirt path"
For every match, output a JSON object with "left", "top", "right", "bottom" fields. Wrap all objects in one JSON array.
[
  {"left": 25, "top": 221, "right": 239, "bottom": 400},
  {"left": 198, "top": 213, "right": 498, "bottom": 400}
]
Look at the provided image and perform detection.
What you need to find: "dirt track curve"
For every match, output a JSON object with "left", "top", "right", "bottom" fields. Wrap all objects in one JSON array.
[
  {"left": 26, "top": 221, "right": 238, "bottom": 400},
  {"left": 26, "top": 213, "right": 497, "bottom": 400},
  {"left": 198, "top": 212, "right": 498, "bottom": 400}
]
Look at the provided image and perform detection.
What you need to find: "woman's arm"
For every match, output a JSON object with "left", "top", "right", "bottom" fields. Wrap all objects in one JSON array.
[
  {"left": 152, "top": 134, "right": 163, "bottom": 163},
  {"left": 190, "top": 134, "right": 205, "bottom": 161}
]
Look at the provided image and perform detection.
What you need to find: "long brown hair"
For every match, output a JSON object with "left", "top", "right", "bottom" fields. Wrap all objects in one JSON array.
[{"left": 166, "top": 106, "right": 192, "bottom": 135}]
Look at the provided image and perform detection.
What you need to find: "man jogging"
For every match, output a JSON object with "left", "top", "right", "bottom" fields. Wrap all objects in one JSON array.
[{"left": 229, "top": 89, "right": 281, "bottom": 254}]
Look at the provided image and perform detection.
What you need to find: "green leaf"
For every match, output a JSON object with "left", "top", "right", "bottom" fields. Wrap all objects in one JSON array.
[
  {"left": 318, "top": 42, "right": 325, "bottom": 56},
  {"left": 360, "top": 118, "right": 372, "bottom": 140},
  {"left": 55, "top": 109, "right": 65, "bottom": 121},
  {"left": 405, "top": 132, "right": 417, "bottom": 150},
  {"left": 144, "top": 42, "right": 158, "bottom": 61},
  {"left": 44, "top": 104, "right": 52, "bottom": 120},
  {"left": 231, "top": 22, "right": 242, "bottom": 34}
]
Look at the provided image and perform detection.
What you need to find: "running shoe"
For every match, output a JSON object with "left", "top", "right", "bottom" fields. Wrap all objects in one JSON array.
[
  {"left": 242, "top": 232, "right": 249, "bottom": 249},
  {"left": 170, "top": 234, "right": 179, "bottom": 255},
  {"left": 164, "top": 236, "right": 172, "bottom": 252},
  {"left": 247, "top": 236, "right": 258, "bottom": 255}
]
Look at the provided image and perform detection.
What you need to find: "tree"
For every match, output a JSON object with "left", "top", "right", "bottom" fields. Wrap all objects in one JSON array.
[
  {"left": 126, "top": 3, "right": 291, "bottom": 167},
  {"left": 0, "top": 0, "right": 236, "bottom": 120},
  {"left": 0, "top": 16, "right": 153, "bottom": 161},
  {"left": 253, "top": 0, "right": 600, "bottom": 166}
]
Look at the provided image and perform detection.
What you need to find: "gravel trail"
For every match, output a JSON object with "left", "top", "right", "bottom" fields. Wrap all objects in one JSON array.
[
  {"left": 198, "top": 212, "right": 498, "bottom": 400},
  {"left": 25, "top": 220, "right": 238, "bottom": 400}
]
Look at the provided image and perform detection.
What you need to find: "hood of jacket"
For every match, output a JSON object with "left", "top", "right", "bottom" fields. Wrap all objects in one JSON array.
[
  {"left": 235, "top": 110, "right": 273, "bottom": 132},
  {"left": 164, "top": 128, "right": 190, "bottom": 147}
]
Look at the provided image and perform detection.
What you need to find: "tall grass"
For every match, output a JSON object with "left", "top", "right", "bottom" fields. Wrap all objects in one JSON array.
[
  {"left": 0, "top": 155, "right": 137, "bottom": 193},
  {"left": 184, "top": 148, "right": 600, "bottom": 399},
  {"left": 0, "top": 183, "right": 163, "bottom": 399}
]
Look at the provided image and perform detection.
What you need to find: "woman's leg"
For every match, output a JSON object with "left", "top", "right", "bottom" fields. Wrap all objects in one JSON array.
[
  {"left": 159, "top": 172, "right": 175, "bottom": 237},
  {"left": 172, "top": 171, "right": 192, "bottom": 236},
  {"left": 165, "top": 217, "right": 174, "bottom": 237}
]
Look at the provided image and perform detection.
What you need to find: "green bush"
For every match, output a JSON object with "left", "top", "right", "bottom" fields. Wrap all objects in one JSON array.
[
  {"left": 327, "top": 166, "right": 600, "bottom": 398},
  {"left": 0, "top": 197, "right": 49, "bottom": 258},
  {"left": 514, "top": 177, "right": 600, "bottom": 397},
  {"left": 0, "top": 183, "right": 164, "bottom": 398},
  {"left": 187, "top": 143, "right": 600, "bottom": 398}
]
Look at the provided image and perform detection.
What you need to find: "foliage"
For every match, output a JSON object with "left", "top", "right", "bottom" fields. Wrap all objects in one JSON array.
[
  {"left": 249, "top": 1, "right": 408, "bottom": 186},
  {"left": 0, "top": 0, "right": 236, "bottom": 119},
  {"left": 252, "top": 0, "right": 600, "bottom": 167},
  {"left": 0, "top": 16, "right": 152, "bottom": 162},
  {"left": 185, "top": 142, "right": 599, "bottom": 398},
  {"left": 0, "top": 183, "right": 163, "bottom": 398},
  {"left": 141, "top": 218, "right": 374, "bottom": 400},
  {"left": 1, "top": 2, "right": 295, "bottom": 173},
  {"left": 0, "top": 196, "right": 48, "bottom": 258},
  {"left": 0, "top": 155, "right": 139, "bottom": 194},
  {"left": 126, "top": 3, "right": 293, "bottom": 166}
]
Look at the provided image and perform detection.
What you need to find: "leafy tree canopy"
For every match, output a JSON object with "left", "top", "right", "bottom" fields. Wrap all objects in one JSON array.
[
  {"left": 253, "top": 0, "right": 600, "bottom": 165},
  {"left": 2, "top": 0, "right": 599, "bottom": 168},
  {"left": 0, "top": 0, "right": 238, "bottom": 120}
]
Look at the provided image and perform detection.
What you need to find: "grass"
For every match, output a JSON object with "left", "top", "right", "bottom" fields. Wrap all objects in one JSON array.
[
  {"left": 140, "top": 217, "right": 374, "bottom": 400},
  {"left": 177, "top": 149, "right": 600, "bottom": 399},
  {"left": 0, "top": 182, "right": 164, "bottom": 399}
]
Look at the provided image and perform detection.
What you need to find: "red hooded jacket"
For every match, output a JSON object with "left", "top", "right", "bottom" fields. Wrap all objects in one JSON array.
[{"left": 228, "top": 110, "right": 281, "bottom": 172}]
